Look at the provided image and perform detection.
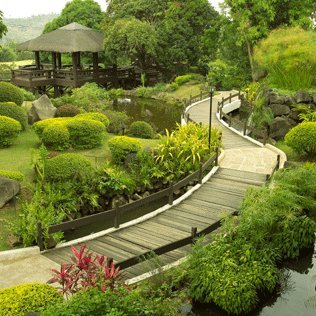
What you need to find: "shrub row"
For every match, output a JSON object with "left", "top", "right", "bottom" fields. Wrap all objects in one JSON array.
[
  {"left": 0, "top": 115, "right": 22, "bottom": 148},
  {"left": 33, "top": 112, "right": 109, "bottom": 150},
  {"left": 0, "top": 102, "right": 28, "bottom": 130},
  {"left": 0, "top": 81, "right": 24, "bottom": 106}
]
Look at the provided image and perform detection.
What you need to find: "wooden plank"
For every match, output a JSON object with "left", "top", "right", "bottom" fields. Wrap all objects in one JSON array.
[
  {"left": 183, "top": 198, "right": 234, "bottom": 212},
  {"left": 112, "top": 231, "right": 166, "bottom": 248},
  {"left": 150, "top": 216, "right": 192, "bottom": 233},
  {"left": 170, "top": 207, "right": 215, "bottom": 224},
  {"left": 216, "top": 168, "right": 267, "bottom": 181},
  {"left": 190, "top": 193, "right": 242, "bottom": 208},
  {"left": 201, "top": 183, "right": 246, "bottom": 196},
  {"left": 137, "top": 221, "right": 188, "bottom": 239},
  {"left": 172, "top": 205, "right": 224, "bottom": 221},
  {"left": 206, "top": 178, "right": 256, "bottom": 191},
  {"left": 212, "top": 174, "right": 264, "bottom": 186},
  {"left": 194, "top": 188, "right": 244, "bottom": 202},
  {"left": 181, "top": 200, "right": 233, "bottom": 216},
  {"left": 130, "top": 226, "right": 179, "bottom": 243},
  {"left": 161, "top": 212, "right": 209, "bottom": 228}
]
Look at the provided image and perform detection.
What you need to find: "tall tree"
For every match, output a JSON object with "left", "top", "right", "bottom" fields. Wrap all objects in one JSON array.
[
  {"left": 224, "top": 0, "right": 316, "bottom": 80},
  {"left": 0, "top": 10, "right": 7, "bottom": 39},
  {"left": 43, "top": 0, "right": 104, "bottom": 33}
]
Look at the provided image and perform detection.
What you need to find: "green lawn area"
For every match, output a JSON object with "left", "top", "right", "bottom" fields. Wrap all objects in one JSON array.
[
  {"left": 0, "top": 60, "right": 34, "bottom": 67},
  {"left": 166, "top": 82, "right": 205, "bottom": 100}
]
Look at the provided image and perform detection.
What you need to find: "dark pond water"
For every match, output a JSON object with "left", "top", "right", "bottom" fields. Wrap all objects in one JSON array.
[
  {"left": 110, "top": 97, "right": 182, "bottom": 132},
  {"left": 193, "top": 243, "right": 316, "bottom": 316}
]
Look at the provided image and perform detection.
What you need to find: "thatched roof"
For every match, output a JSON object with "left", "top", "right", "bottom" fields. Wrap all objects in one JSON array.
[{"left": 17, "top": 23, "right": 103, "bottom": 53}]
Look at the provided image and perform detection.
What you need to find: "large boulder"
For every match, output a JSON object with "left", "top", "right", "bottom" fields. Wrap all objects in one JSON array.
[
  {"left": 30, "top": 95, "right": 57, "bottom": 123},
  {"left": 0, "top": 176, "right": 20, "bottom": 208},
  {"left": 269, "top": 104, "right": 290, "bottom": 116},
  {"left": 296, "top": 90, "right": 311, "bottom": 103},
  {"left": 270, "top": 116, "right": 295, "bottom": 140}
]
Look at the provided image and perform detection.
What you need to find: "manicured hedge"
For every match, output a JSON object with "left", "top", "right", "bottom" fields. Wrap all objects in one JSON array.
[
  {"left": 0, "top": 82, "right": 24, "bottom": 106},
  {"left": 0, "top": 283, "right": 62, "bottom": 316},
  {"left": 109, "top": 136, "right": 142, "bottom": 164},
  {"left": 128, "top": 120, "right": 155, "bottom": 139},
  {"left": 0, "top": 102, "right": 28, "bottom": 130},
  {"left": 75, "top": 112, "right": 110, "bottom": 128},
  {"left": 67, "top": 118, "right": 106, "bottom": 149},
  {"left": 104, "top": 109, "right": 129, "bottom": 133},
  {"left": 0, "top": 115, "right": 22, "bottom": 147},
  {"left": 42, "top": 123, "right": 70, "bottom": 151},
  {"left": 0, "top": 169, "right": 24, "bottom": 182},
  {"left": 285, "top": 121, "right": 316, "bottom": 157},
  {"left": 45, "top": 153, "right": 93, "bottom": 182}
]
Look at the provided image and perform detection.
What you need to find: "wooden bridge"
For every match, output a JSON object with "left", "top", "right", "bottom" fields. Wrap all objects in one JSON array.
[{"left": 41, "top": 91, "right": 280, "bottom": 281}]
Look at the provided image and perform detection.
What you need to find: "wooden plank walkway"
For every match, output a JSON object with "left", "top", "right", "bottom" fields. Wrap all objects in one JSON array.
[{"left": 42, "top": 91, "right": 276, "bottom": 281}]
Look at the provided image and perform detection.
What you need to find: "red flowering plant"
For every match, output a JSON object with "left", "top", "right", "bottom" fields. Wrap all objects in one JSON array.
[{"left": 47, "top": 244, "right": 122, "bottom": 297}]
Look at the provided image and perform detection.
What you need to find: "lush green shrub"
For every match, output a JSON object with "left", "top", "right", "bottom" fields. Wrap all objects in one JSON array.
[
  {"left": 42, "top": 286, "right": 180, "bottom": 316},
  {"left": 42, "top": 123, "right": 70, "bottom": 151},
  {"left": 0, "top": 283, "right": 62, "bottom": 316},
  {"left": 75, "top": 112, "right": 110, "bottom": 128},
  {"left": 128, "top": 120, "right": 155, "bottom": 139},
  {"left": 0, "top": 115, "right": 22, "bottom": 147},
  {"left": 0, "top": 81, "right": 24, "bottom": 105},
  {"left": 20, "top": 88, "right": 36, "bottom": 101},
  {"left": 285, "top": 122, "right": 316, "bottom": 157},
  {"left": 55, "top": 104, "right": 80, "bottom": 117},
  {"left": 109, "top": 136, "right": 142, "bottom": 164},
  {"left": 155, "top": 123, "right": 221, "bottom": 181},
  {"left": 0, "top": 102, "right": 28, "bottom": 130},
  {"left": 97, "top": 162, "right": 136, "bottom": 197},
  {"left": 32, "top": 117, "right": 70, "bottom": 139},
  {"left": 67, "top": 118, "right": 106, "bottom": 149},
  {"left": 254, "top": 27, "right": 316, "bottom": 90},
  {"left": 45, "top": 153, "right": 93, "bottom": 182},
  {"left": 174, "top": 73, "right": 204, "bottom": 86},
  {"left": 13, "top": 182, "right": 78, "bottom": 246},
  {"left": 104, "top": 109, "right": 129, "bottom": 134},
  {"left": 0, "top": 169, "right": 24, "bottom": 182}
]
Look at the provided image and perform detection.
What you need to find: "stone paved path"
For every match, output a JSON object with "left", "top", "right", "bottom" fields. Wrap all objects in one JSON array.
[{"left": 187, "top": 91, "right": 279, "bottom": 174}]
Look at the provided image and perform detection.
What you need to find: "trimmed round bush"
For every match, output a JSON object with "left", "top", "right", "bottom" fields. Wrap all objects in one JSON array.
[
  {"left": 109, "top": 136, "right": 142, "bottom": 164},
  {"left": 104, "top": 109, "right": 129, "bottom": 133},
  {"left": 285, "top": 122, "right": 316, "bottom": 157},
  {"left": 0, "top": 169, "right": 24, "bottom": 182},
  {"left": 45, "top": 153, "right": 93, "bottom": 182},
  {"left": 128, "top": 120, "right": 155, "bottom": 139},
  {"left": 0, "top": 115, "right": 22, "bottom": 147},
  {"left": 0, "top": 283, "right": 62, "bottom": 316},
  {"left": 55, "top": 104, "right": 80, "bottom": 117},
  {"left": 75, "top": 112, "right": 110, "bottom": 128},
  {"left": 42, "top": 123, "right": 70, "bottom": 151},
  {"left": 0, "top": 102, "right": 28, "bottom": 130},
  {"left": 0, "top": 81, "right": 24, "bottom": 106},
  {"left": 67, "top": 118, "right": 106, "bottom": 149},
  {"left": 32, "top": 118, "right": 70, "bottom": 139}
]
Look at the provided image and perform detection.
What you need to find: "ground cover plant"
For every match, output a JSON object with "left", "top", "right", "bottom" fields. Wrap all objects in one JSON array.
[{"left": 187, "top": 163, "right": 316, "bottom": 314}]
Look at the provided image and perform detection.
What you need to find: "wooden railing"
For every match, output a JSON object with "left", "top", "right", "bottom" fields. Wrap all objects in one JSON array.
[
  {"left": 11, "top": 69, "right": 54, "bottom": 81},
  {"left": 37, "top": 151, "right": 219, "bottom": 251}
]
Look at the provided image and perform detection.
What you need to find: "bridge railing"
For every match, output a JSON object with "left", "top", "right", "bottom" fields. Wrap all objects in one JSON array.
[{"left": 37, "top": 151, "right": 219, "bottom": 251}]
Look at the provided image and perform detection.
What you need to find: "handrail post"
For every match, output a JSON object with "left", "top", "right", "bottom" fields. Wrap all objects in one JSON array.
[
  {"left": 229, "top": 113, "right": 232, "bottom": 127},
  {"left": 190, "top": 94, "right": 192, "bottom": 105},
  {"left": 168, "top": 183, "right": 174, "bottom": 205},
  {"left": 191, "top": 227, "right": 197, "bottom": 244},
  {"left": 37, "top": 222, "right": 44, "bottom": 251},
  {"left": 238, "top": 90, "right": 241, "bottom": 99},
  {"left": 276, "top": 154, "right": 280, "bottom": 171},
  {"left": 215, "top": 147, "right": 219, "bottom": 166},
  {"left": 198, "top": 163, "right": 203, "bottom": 184},
  {"left": 243, "top": 121, "right": 247, "bottom": 135},
  {"left": 200, "top": 90, "right": 203, "bottom": 100},
  {"left": 114, "top": 204, "right": 120, "bottom": 228},
  {"left": 217, "top": 101, "right": 220, "bottom": 113},
  {"left": 229, "top": 93, "right": 232, "bottom": 103}
]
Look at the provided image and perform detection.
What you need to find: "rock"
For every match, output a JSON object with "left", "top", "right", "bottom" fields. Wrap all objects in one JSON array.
[
  {"left": 28, "top": 106, "right": 40, "bottom": 125},
  {"left": 270, "top": 117, "right": 295, "bottom": 140},
  {"left": 31, "top": 94, "right": 57, "bottom": 121},
  {"left": 142, "top": 191, "right": 150, "bottom": 198},
  {"left": 296, "top": 90, "right": 311, "bottom": 103},
  {"left": 269, "top": 92, "right": 285, "bottom": 104},
  {"left": 0, "top": 176, "right": 20, "bottom": 208},
  {"left": 111, "top": 196, "right": 128, "bottom": 209},
  {"left": 288, "top": 109, "right": 301, "bottom": 122},
  {"left": 312, "top": 94, "right": 316, "bottom": 104},
  {"left": 284, "top": 95, "right": 296, "bottom": 106},
  {"left": 269, "top": 104, "right": 290, "bottom": 116},
  {"left": 132, "top": 193, "right": 142, "bottom": 200}
]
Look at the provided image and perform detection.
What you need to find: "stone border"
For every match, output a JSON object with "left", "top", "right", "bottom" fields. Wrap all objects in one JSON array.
[{"left": 0, "top": 246, "right": 39, "bottom": 263}]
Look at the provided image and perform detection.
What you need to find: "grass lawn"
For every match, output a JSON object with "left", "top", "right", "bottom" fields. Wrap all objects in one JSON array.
[
  {"left": 0, "top": 60, "right": 34, "bottom": 67},
  {"left": 165, "top": 82, "right": 205, "bottom": 100}
]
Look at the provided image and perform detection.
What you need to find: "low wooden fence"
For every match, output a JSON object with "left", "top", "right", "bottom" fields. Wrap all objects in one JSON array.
[{"left": 37, "top": 151, "right": 219, "bottom": 251}]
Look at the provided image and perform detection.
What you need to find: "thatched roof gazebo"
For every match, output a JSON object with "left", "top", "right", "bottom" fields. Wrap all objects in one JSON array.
[{"left": 11, "top": 22, "right": 123, "bottom": 96}]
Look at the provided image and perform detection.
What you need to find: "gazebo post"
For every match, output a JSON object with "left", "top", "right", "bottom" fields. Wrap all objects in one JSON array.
[
  {"left": 72, "top": 52, "right": 78, "bottom": 87},
  {"left": 77, "top": 52, "right": 81, "bottom": 68},
  {"left": 51, "top": 52, "right": 59, "bottom": 97},
  {"left": 57, "top": 53, "right": 62, "bottom": 69},
  {"left": 34, "top": 51, "right": 41, "bottom": 69},
  {"left": 51, "top": 52, "right": 57, "bottom": 69},
  {"left": 93, "top": 52, "right": 99, "bottom": 80}
]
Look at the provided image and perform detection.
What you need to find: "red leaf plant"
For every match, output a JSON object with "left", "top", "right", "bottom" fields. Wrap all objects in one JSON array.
[{"left": 47, "top": 244, "right": 123, "bottom": 297}]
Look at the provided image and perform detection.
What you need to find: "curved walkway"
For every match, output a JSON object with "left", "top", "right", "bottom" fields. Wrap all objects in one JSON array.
[{"left": 0, "top": 92, "right": 279, "bottom": 289}]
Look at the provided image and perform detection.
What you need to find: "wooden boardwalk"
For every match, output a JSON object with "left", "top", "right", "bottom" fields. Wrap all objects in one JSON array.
[{"left": 42, "top": 92, "right": 275, "bottom": 280}]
